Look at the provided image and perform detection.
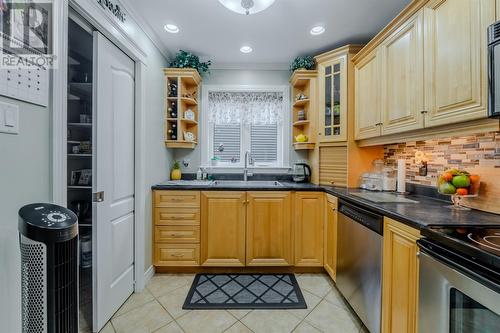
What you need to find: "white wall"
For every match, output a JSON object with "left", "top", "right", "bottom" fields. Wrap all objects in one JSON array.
[
  {"left": 0, "top": 97, "right": 51, "bottom": 332},
  {"left": 141, "top": 43, "right": 172, "bottom": 271},
  {"left": 173, "top": 69, "right": 307, "bottom": 173}
]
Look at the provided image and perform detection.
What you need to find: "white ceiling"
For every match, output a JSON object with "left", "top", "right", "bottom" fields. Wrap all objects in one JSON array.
[{"left": 122, "top": 0, "right": 411, "bottom": 69}]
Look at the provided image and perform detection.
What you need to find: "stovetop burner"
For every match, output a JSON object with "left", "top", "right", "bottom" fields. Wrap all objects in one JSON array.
[
  {"left": 468, "top": 231, "right": 500, "bottom": 254},
  {"left": 422, "top": 226, "right": 500, "bottom": 271}
]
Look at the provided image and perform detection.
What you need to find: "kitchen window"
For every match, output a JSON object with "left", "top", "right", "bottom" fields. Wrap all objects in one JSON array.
[{"left": 203, "top": 86, "right": 290, "bottom": 169}]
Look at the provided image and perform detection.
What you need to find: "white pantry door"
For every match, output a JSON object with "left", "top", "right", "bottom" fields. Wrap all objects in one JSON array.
[{"left": 93, "top": 32, "right": 135, "bottom": 331}]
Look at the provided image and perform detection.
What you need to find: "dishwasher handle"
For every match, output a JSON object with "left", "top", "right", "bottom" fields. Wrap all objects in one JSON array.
[{"left": 339, "top": 200, "right": 384, "bottom": 235}]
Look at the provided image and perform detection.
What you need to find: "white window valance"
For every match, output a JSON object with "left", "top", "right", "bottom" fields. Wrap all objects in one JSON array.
[{"left": 208, "top": 91, "right": 284, "bottom": 125}]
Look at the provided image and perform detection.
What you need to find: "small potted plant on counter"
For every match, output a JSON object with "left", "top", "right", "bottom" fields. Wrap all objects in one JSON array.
[
  {"left": 170, "top": 160, "right": 182, "bottom": 180},
  {"left": 169, "top": 50, "right": 211, "bottom": 76}
]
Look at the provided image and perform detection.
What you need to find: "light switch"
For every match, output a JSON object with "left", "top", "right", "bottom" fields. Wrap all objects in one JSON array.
[{"left": 0, "top": 101, "right": 19, "bottom": 134}]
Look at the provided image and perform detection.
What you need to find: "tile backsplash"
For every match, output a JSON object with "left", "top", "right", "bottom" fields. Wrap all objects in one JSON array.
[{"left": 384, "top": 132, "right": 500, "bottom": 186}]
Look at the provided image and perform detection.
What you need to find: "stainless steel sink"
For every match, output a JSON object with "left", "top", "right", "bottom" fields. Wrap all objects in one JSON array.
[
  {"left": 163, "top": 180, "right": 214, "bottom": 186},
  {"left": 213, "top": 180, "right": 283, "bottom": 187}
]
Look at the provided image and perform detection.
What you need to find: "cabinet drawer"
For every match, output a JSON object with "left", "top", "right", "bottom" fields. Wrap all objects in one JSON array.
[
  {"left": 155, "top": 226, "right": 200, "bottom": 243},
  {"left": 154, "top": 208, "right": 200, "bottom": 225},
  {"left": 154, "top": 190, "right": 200, "bottom": 208},
  {"left": 154, "top": 244, "right": 200, "bottom": 266}
]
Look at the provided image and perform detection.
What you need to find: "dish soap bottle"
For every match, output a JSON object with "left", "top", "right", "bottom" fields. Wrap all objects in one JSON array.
[{"left": 196, "top": 168, "right": 202, "bottom": 180}]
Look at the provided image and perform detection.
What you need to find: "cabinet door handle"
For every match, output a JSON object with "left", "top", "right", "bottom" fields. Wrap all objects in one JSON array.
[
  {"left": 171, "top": 253, "right": 184, "bottom": 257},
  {"left": 170, "top": 198, "right": 183, "bottom": 202},
  {"left": 168, "top": 233, "right": 184, "bottom": 238},
  {"left": 420, "top": 110, "right": 428, "bottom": 114}
]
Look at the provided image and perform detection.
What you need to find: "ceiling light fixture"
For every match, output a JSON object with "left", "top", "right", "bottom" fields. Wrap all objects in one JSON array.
[
  {"left": 218, "top": 0, "right": 275, "bottom": 15},
  {"left": 240, "top": 46, "right": 253, "bottom": 53},
  {"left": 310, "top": 26, "right": 325, "bottom": 36},
  {"left": 164, "top": 24, "right": 179, "bottom": 33}
]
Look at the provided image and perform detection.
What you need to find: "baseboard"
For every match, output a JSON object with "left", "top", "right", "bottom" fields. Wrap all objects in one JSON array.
[{"left": 144, "top": 265, "right": 155, "bottom": 284}]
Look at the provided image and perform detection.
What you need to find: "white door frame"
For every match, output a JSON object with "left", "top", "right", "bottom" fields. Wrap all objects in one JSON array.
[{"left": 51, "top": 0, "right": 148, "bottom": 293}]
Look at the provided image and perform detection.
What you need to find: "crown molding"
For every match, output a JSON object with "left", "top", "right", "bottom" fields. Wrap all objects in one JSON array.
[
  {"left": 210, "top": 62, "right": 290, "bottom": 71},
  {"left": 119, "top": 0, "right": 172, "bottom": 61}
]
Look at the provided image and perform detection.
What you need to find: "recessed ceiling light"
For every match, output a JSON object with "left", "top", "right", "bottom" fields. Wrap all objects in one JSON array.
[
  {"left": 164, "top": 24, "right": 179, "bottom": 33},
  {"left": 240, "top": 46, "right": 253, "bottom": 53},
  {"left": 310, "top": 26, "right": 325, "bottom": 36}
]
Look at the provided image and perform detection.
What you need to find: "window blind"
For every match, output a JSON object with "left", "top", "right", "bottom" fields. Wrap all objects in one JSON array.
[
  {"left": 250, "top": 124, "right": 278, "bottom": 163},
  {"left": 213, "top": 124, "right": 241, "bottom": 162}
]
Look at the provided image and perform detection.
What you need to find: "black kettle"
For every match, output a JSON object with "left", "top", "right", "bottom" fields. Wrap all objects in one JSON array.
[{"left": 292, "top": 163, "right": 311, "bottom": 183}]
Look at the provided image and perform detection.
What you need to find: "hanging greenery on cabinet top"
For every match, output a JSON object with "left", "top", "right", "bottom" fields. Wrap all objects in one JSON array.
[
  {"left": 290, "top": 56, "right": 315, "bottom": 72},
  {"left": 169, "top": 50, "right": 211, "bottom": 76}
]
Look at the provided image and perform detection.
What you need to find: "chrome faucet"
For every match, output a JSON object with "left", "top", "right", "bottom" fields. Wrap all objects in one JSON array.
[{"left": 244, "top": 151, "right": 253, "bottom": 181}]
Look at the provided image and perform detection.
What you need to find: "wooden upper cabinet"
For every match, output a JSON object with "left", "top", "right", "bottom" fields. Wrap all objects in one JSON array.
[
  {"left": 382, "top": 217, "right": 421, "bottom": 333},
  {"left": 324, "top": 195, "right": 338, "bottom": 281},
  {"left": 246, "top": 192, "right": 293, "bottom": 266},
  {"left": 423, "top": 0, "right": 495, "bottom": 128},
  {"left": 200, "top": 191, "right": 246, "bottom": 266},
  {"left": 380, "top": 10, "right": 425, "bottom": 135},
  {"left": 318, "top": 56, "right": 348, "bottom": 142},
  {"left": 294, "top": 192, "right": 324, "bottom": 266},
  {"left": 355, "top": 51, "right": 381, "bottom": 140}
]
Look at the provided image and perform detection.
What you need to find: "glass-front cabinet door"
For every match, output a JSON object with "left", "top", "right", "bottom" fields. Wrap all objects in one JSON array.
[{"left": 319, "top": 57, "right": 347, "bottom": 142}]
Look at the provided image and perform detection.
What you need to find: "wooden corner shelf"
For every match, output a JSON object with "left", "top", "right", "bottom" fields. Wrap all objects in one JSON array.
[
  {"left": 293, "top": 120, "right": 310, "bottom": 127},
  {"left": 180, "top": 97, "right": 198, "bottom": 106},
  {"left": 293, "top": 99, "right": 310, "bottom": 107},
  {"left": 293, "top": 142, "right": 315, "bottom": 150},
  {"left": 163, "top": 68, "right": 202, "bottom": 149},
  {"left": 165, "top": 140, "right": 197, "bottom": 149},
  {"left": 181, "top": 118, "right": 198, "bottom": 126},
  {"left": 290, "top": 70, "right": 318, "bottom": 151}
]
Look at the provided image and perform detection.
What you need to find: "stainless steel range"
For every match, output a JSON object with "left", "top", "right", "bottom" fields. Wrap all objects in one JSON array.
[{"left": 418, "top": 227, "right": 500, "bottom": 333}]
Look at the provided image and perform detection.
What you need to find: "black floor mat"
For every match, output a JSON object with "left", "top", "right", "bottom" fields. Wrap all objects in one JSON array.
[{"left": 183, "top": 273, "right": 307, "bottom": 310}]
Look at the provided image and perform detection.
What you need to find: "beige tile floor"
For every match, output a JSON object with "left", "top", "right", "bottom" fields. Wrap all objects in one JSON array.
[{"left": 86, "top": 273, "right": 369, "bottom": 333}]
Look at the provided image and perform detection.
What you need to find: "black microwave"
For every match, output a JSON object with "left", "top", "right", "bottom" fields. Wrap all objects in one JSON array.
[{"left": 488, "top": 21, "right": 500, "bottom": 118}]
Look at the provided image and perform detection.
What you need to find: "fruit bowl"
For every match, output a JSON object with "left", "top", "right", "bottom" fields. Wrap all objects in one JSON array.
[{"left": 437, "top": 169, "right": 480, "bottom": 210}]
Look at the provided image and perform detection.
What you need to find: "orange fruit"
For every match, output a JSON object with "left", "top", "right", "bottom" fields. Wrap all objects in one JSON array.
[
  {"left": 456, "top": 188, "right": 468, "bottom": 196},
  {"left": 442, "top": 172, "right": 453, "bottom": 182}
]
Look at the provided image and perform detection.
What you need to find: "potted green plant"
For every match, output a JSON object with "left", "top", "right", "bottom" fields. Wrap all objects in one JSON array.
[
  {"left": 170, "top": 160, "right": 182, "bottom": 180},
  {"left": 290, "top": 56, "right": 315, "bottom": 72},
  {"left": 169, "top": 50, "right": 212, "bottom": 76}
]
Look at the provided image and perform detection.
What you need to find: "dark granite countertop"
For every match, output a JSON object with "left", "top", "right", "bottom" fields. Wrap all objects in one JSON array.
[{"left": 152, "top": 180, "right": 500, "bottom": 230}]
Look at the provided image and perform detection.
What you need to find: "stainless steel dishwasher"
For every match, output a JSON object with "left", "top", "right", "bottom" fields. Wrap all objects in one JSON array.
[{"left": 337, "top": 199, "right": 383, "bottom": 333}]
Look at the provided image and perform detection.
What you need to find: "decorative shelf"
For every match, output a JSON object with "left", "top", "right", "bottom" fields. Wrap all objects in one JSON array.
[
  {"left": 290, "top": 70, "right": 318, "bottom": 151},
  {"left": 293, "top": 120, "right": 310, "bottom": 127},
  {"left": 163, "top": 68, "right": 201, "bottom": 149},
  {"left": 293, "top": 99, "right": 310, "bottom": 107},
  {"left": 181, "top": 118, "right": 198, "bottom": 126},
  {"left": 180, "top": 97, "right": 198, "bottom": 106},
  {"left": 293, "top": 142, "right": 315, "bottom": 150},
  {"left": 165, "top": 140, "right": 197, "bottom": 149}
]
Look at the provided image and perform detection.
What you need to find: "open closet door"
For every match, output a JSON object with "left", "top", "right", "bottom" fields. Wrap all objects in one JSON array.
[{"left": 93, "top": 31, "right": 135, "bottom": 331}]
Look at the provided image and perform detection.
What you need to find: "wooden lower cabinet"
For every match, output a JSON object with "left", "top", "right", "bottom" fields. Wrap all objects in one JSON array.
[
  {"left": 155, "top": 244, "right": 200, "bottom": 266},
  {"left": 294, "top": 192, "right": 325, "bottom": 266},
  {"left": 201, "top": 191, "right": 246, "bottom": 267},
  {"left": 246, "top": 191, "right": 293, "bottom": 266},
  {"left": 324, "top": 194, "right": 338, "bottom": 280},
  {"left": 382, "top": 217, "right": 421, "bottom": 333}
]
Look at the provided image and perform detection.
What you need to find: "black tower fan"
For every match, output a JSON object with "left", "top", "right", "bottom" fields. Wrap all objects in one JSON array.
[{"left": 19, "top": 203, "right": 79, "bottom": 333}]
